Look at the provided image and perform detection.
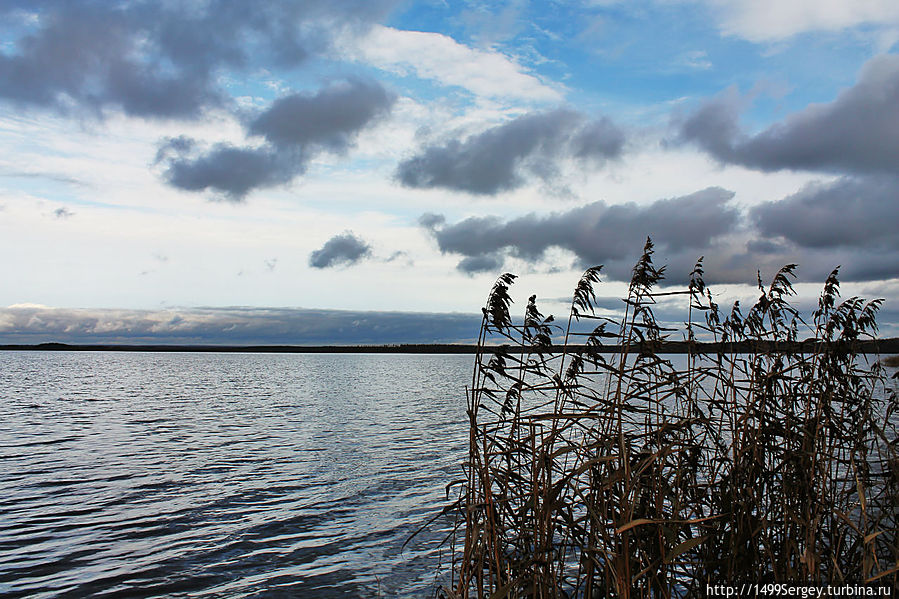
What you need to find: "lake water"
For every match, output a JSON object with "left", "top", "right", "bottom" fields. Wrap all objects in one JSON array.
[
  {"left": 0, "top": 352, "right": 473, "bottom": 598},
  {"left": 3, "top": 351, "right": 896, "bottom": 598}
]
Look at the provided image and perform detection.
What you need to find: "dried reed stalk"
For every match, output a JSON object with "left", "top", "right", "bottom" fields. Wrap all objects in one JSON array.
[{"left": 440, "top": 238, "right": 898, "bottom": 598}]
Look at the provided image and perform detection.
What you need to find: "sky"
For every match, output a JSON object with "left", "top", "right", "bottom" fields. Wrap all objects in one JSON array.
[{"left": 0, "top": 0, "right": 898, "bottom": 345}]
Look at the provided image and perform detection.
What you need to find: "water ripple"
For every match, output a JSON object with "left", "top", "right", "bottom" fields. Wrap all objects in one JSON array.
[{"left": 0, "top": 352, "right": 470, "bottom": 598}]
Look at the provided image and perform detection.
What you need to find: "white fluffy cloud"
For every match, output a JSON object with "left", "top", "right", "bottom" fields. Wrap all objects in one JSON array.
[
  {"left": 704, "top": 0, "right": 899, "bottom": 42},
  {"left": 341, "top": 25, "right": 563, "bottom": 102}
]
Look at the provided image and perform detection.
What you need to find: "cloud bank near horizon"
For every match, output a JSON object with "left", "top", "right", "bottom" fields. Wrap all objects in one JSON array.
[
  {"left": 0, "top": 305, "right": 480, "bottom": 346},
  {"left": 5, "top": 295, "right": 896, "bottom": 346}
]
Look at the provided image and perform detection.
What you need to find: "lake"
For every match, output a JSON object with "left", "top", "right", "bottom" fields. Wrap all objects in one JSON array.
[
  {"left": 4, "top": 351, "right": 896, "bottom": 598},
  {"left": 0, "top": 352, "right": 472, "bottom": 598}
]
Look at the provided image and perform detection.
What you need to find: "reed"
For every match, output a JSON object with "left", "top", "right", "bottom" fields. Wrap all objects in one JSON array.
[{"left": 439, "top": 238, "right": 898, "bottom": 597}]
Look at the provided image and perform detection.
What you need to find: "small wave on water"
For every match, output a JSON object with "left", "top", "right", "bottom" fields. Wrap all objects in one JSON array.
[{"left": 0, "top": 352, "right": 471, "bottom": 598}]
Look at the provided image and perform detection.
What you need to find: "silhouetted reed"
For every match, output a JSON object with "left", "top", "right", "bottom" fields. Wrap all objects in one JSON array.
[{"left": 440, "top": 238, "right": 898, "bottom": 597}]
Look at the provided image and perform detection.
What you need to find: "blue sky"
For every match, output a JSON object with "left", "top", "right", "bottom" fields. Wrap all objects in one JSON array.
[{"left": 1, "top": 0, "right": 897, "bottom": 344}]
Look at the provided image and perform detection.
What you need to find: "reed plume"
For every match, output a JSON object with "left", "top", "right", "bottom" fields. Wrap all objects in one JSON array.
[{"left": 439, "top": 239, "right": 898, "bottom": 598}]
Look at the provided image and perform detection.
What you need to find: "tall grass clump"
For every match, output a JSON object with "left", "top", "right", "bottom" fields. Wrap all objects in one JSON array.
[{"left": 440, "top": 238, "right": 898, "bottom": 597}]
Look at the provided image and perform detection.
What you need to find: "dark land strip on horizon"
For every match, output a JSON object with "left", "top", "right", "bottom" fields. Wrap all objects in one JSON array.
[{"left": 2, "top": 339, "right": 899, "bottom": 354}]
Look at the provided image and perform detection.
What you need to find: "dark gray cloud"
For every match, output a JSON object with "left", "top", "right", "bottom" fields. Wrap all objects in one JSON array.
[
  {"left": 751, "top": 176, "right": 899, "bottom": 250},
  {"left": 396, "top": 109, "right": 625, "bottom": 195},
  {"left": 157, "top": 140, "right": 303, "bottom": 201},
  {"left": 457, "top": 254, "right": 505, "bottom": 274},
  {"left": 726, "top": 175, "right": 899, "bottom": 283},
  {"left": 669, "top": 56, "right": 899, "bottom": 284},
  {"left": 425, "top": 187, "right": 739, "bottom": 279},
  {"left": 0, "top": 1, "right": 397, "bottom": 118},
  {"left": 156, "top": 79, "right": 394, "bottom": 199},
  {"left": 674, "top": 54, "right": 899, "bottom": 176},
  {"left": 249, "top": 79, "right": 394, "bottom": 151},
  {"left": 0, "top": 5, "right": 214, "bottom": 118},
  {"left": 730, "top": 246, "right": 899, "bottom": 284},
  {"left": 0, "top": 305, "right": 479, "bottom": 345},
  {"left": 309, "top": 232, "right": 372, "bottom": 269},
  {"left": 384, "top": 250, "right": 410, "bottom": 264},
  {"left": 422, "top": 179, "right": 899, "bottom": 284},
  {"left": 745, "top": 238, "right": 788, "bottom": 255},
  {"left": 418, "top": 213, "right": 446, "bottom": 230}
]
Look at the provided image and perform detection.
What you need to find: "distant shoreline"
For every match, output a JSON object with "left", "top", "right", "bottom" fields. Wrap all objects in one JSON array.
[{"left": 2, "top": 339, "right": 898, "bottom": 354}]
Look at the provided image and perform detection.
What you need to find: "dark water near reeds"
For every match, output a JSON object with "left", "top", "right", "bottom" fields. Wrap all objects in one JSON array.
[{"left": 0, "top": 352, "right": 472, "bottom": 598}]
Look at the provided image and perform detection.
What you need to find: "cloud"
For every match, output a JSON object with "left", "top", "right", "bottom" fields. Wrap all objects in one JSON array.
[
  {"left": 703, "top": 0, "right": 899, "bottom": 42},
  {"left": 678, "top": 55, "right": 899, "bottom": 281},
  {"left": 666, "top": 54, "right": 899, "bottom": 283},
  {"left": 0, "top": 305, "right": 479, "bottom": 345},
  {"left": 721, "top": 243, "right": 899, "bottom": 285},
  {"left": 342, "top": 25, "right": 562, "bottom": 102},
  {"left": 675, "top": 50, "right": 713, "bottom": 71},
  {"left": 396, "top": 109, "right": 625, "bottom": 195},
  {"left": 0, "top": 4, "right": 217, "bottom": 118},
  {"left": 751, "top": 176, "right": 899, "bottom": 250},
  {"left": 420, "top": 179, "right": 899, "bottom": 284},
  {"left": 674, "top": 54, "right": 899, "bottom": 176},
  {"left": 157, "top": 140, "right": 303, "bottom": 201},
  {"left": 458, "top": 0, "right": 529, "bottom": 45},
  {"left": 309, "top": 232, "right": 372, "bottom": 269},
  {"left": 0, "top": 1, "right": 397, "bottom": 118},
  {"left": 157, "top": 79, "right": 394, "bottom": 199},
  {"left": 418, "top": 213, "right": 446, "bottom": 230},
  {"left": 383, "top": 250, "right": 409, "bottom": 264},
  {"left": 458, "top": 254, "right": 505, "bottom": 275},
  {"left": 423, "top": 187, "right": 740, "bottom": 279},
  {"left": 248, "top": 79, "right": 394, "bottom": 151},
  {"left": 0, "top": 169, "right": 87, "bottom": 187}
]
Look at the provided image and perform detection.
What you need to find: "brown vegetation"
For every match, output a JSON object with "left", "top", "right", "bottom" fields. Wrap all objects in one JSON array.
[{"left": 440, "top": 238, "right": 898, "bottom": 597}]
